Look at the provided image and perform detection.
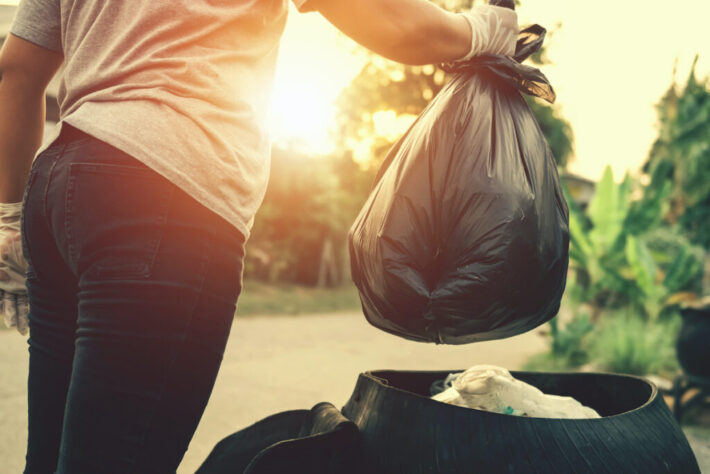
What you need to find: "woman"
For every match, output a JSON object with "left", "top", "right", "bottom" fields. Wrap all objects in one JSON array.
[{"left": 0, "top": 0, "right": 518, "bottom": 472}]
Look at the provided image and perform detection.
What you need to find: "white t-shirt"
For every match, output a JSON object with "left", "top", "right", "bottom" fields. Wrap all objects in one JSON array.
[{"left": 12, "top": 0, "right": 315, "bottom": 239}]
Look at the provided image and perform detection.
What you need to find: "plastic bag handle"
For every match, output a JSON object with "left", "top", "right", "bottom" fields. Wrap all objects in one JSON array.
[
  {"left": 513, "top": 24, "right": 546, "bottom": 63},
  {"left": 487, "top": 0, "right": 545, "bottom": 64}
]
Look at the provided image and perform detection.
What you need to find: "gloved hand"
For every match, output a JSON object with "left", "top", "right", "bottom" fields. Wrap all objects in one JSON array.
[
  {"left": 458, "top": 5, "right": 519, "bottom": 61},
  {"left": 0, "top": 202, "right": 29, "bottom": 335}
]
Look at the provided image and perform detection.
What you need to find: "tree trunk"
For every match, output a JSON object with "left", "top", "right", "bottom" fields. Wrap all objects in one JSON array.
[{"left": 317, "top": 239, "right": 338, "bottom": 288}]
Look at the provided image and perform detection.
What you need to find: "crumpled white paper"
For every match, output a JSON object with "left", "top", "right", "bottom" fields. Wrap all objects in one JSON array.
[{"left": 432, "top": 365, "right": 600, "bottom": 419}]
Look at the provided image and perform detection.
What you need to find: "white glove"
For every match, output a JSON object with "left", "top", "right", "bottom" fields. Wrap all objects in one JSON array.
[
  {"left": 0, "top": 202, "right": 29, "bottom": 335},
  {"left": 458, "top": 5, "right": 519, "bottom": 61},
  {"left": 432, "top": 365, "right": 600, "bottom": 419}
]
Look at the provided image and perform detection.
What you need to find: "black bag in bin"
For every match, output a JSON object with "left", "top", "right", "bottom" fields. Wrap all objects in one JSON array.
[{"left": 348, "top": 26, "right": 569, "bottom": 345}]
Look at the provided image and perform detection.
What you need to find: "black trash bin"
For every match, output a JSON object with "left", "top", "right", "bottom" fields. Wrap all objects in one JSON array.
[{"left": 342, "top": 370, "right": 700, "bottom": 473}]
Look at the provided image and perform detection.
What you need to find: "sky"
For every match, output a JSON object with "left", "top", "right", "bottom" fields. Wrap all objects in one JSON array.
[{"left": 2, "top": 0, "right": 709, "bottom": 181}]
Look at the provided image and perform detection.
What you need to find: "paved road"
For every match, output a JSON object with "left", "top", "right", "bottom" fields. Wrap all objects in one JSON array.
[
  {"left": 0, "top": 311, "right": 546, "bottom": 472},
  {"left": 687, "top": 433, "right": 710, "bottom": 474},
  {"left": 1, "top": 312, "right": 707, "bottom": 472}
]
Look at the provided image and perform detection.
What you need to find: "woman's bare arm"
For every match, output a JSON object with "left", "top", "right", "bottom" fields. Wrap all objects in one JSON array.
[
  {"left": 313, "top": 0, "right": 473, "bottom": 65},
  {"left": 0, "top": 35, "right": 63, "bottom": 203}
]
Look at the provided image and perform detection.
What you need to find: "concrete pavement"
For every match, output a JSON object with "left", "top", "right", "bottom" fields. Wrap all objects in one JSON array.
[{"left": 0, "top": 311, "right": 546, "bottom": 472}]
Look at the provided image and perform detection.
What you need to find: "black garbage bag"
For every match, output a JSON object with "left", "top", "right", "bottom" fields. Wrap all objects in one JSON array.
[{"left": 348, "top": 25, "right": 569, "bottom": 344}]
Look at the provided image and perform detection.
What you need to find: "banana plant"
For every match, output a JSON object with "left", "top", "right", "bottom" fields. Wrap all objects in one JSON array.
[
  {"left": 565, "top": 167, "right": 635, "bottom": 317},
  {"left": 564, "top": 165, "right": 705, "bottom": 321}
]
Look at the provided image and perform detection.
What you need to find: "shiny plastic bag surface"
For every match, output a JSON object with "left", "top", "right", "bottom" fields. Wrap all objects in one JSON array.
[{"left": 348, "top": 26, "right": 569, "bottom": 344}]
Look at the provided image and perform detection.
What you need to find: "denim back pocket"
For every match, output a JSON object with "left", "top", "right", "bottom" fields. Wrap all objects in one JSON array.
[{"left": 65, "top": 162, "right": 174, "bottom": 281}]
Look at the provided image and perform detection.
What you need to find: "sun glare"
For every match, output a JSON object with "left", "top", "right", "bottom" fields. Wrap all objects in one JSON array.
[
  {"left": 268, "top": 9, "right": 417, "bottom": 159},
  {"left": 268, "top": 78, "right": 334, "bottom": 154},
  {"left": 373, "top": 110, "right": 417, "bottom": 142},
  {"left": 268, "top": 5, "right": 365, "bottom": 155}
]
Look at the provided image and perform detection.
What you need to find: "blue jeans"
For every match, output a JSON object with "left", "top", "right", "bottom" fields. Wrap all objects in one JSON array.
[{"left": 21, "top": 126, "right": 245, "bottom": 473}]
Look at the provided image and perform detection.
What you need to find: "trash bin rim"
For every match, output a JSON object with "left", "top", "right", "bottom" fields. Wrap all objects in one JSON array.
[{"left": 355, "top": 369, "right": 658, "bottom": 421}]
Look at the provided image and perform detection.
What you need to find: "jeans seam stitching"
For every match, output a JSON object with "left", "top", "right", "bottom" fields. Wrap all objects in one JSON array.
[
  {"left": 64, "top": 172, "right": 77, "bottom": 271},
  {"left": 42, "top": 144, "right": 67, "bottom": 236},
  {"left": 127, "top": 232, "right": 213, "bottom": 473},
  {"left": 145, "top": 186, "right": 176, "bottom": 277}
]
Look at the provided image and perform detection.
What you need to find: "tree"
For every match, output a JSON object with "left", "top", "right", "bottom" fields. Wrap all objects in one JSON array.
[
  {"left": 333, "top": 0, "right": 574, "bottom": 171},
  {"left": 246, "top": 147, "right": 346, "bottom": 285},
  {"left": 246, "top": 147, "right": 372, "bottom": 286},
  {"left": 642, "top": 58, "right": 710, "bottom": 249}
]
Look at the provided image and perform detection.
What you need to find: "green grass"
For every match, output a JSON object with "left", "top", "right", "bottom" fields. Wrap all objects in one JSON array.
[
  {"left": 236, "top": 281, "right": 362, "bottom": 317},
  {"left": 0, "top": 282, "right": 362, "bottom": 329},
  {"left": 590, "top": 314, "right": 679, "bottom": 376},
  {"left": 524, "top": 312, "right": 681, "bottom": 376}
]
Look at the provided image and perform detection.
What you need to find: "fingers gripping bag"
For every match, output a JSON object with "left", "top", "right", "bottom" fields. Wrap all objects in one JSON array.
[{"left": 348, "top": 26, "right": 569, "bottom": 344}]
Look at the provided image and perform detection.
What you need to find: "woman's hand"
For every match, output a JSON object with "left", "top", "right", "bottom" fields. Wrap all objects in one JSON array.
[
  {"left": 458, "top": 5, "right": 519, "bottom": 61},
  {"left": 0, "top": 202, "right": 29, "bottom": 335}
]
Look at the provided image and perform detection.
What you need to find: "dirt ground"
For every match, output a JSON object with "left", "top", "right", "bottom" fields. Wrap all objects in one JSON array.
[{"left": 0, "top": 311, "right": 707, "bottom": 472}]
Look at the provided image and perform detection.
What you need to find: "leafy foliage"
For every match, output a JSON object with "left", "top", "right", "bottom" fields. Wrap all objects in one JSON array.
[
  {"left": 334, "top": 0, "right": 574, "bottom": 169},
  {"left": 246, "top": 147, "right": 372, "bottom": 285},
  {"left": 532, "top": 63, "right": 709, "bottom": 376},
  {"left": 565, "top": 165, "right": 705, "bottom": 321},
  {"left": 549, "top": 312, "right": 594, "bottom": 366},
  {"left": 534, "top": 166, "right": 704, "bottom": 374},
  {"left": 523, "top": 308, "right": 594, "bottom": 371},
  {"left": 643, "top": 59, "right": 710, "bottom": 249},
  {"left": 645, "top": 228, "right": 706, "bottom": 295}
]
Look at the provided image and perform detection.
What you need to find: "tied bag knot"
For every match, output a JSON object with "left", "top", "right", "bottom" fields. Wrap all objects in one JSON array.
[{"left": 443, "top": 25, "right": 556, "bottom": 104}]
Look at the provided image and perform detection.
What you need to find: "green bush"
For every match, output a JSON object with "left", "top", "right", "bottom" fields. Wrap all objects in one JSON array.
[
  {"left": 565, "top": 166, "right": 705, "bottom": 321},
  {"left": 550, "top": 312, "right": 595, "bottom": 366},
  {"left": 523, "top": 312, "right": 594, "bottom": 372},
  {"left": 644, "top": 227, "right": 706, "bottom": 295},
  {"left": 643, "top": 61, "right": 710, "bottom": 250},
  {"left": 590, "top": 313, "right": 679, "bottom": 376},
  {"left": 526, "top": 308, "right": 684, "bottom": 376},
  {"left": 529, "top": 64, "right": 710, "bottom": 375}
]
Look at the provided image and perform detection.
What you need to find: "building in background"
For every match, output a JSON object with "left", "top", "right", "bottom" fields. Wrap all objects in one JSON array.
[{"left": 561, "top": 172, "right": 596, "bottom": 209}]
